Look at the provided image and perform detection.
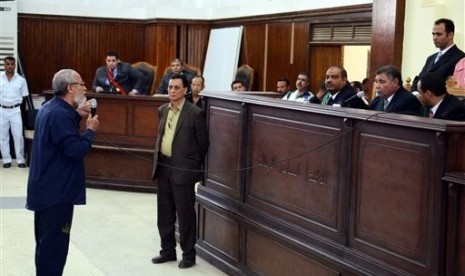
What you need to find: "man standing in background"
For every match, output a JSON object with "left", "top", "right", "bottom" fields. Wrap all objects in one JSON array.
[
  {"left": 27, "top": 69, "right": 99, "bottom": 276},
  {"left": 411, "top": 18, "right": 465, "bottom": 93},
  {"left": 0, "top": 56, "right": 28, "bottom": 168}
]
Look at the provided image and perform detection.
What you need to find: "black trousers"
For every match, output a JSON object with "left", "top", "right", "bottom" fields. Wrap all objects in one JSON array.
[
  {"left": 34, "top": 204, "right": 74, "bottom": 276},
  {"left": 156, "top": 163, "right": 197, "bottom": 260}
]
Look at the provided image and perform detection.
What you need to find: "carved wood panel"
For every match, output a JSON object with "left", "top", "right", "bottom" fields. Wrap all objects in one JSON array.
[
  {"left": 246, "top": 106, "right": 346, "bottom": 239},
  {"left": 350, "top": 121, "right": 444, "bottom": 275},
  {"left": 199, "top": 206, "right": 240, "bottom": 262},
  {"left": 205, "top": 99, "right": 244, "bottom": 200},
  {"left": 458, "top": 187, "right": 465, "bottom": 275},
  {"left": 246, "top": 230, "right": 340, "bottom": 276}
]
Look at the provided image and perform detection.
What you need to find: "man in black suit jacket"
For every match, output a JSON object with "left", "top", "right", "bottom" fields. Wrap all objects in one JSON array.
[
  {"left": 151, "top": 74, "right": 209, "bottom": 269},
  {"left": 370, "top": 65, "right": 421, "bottom": 116},
  {"left": 92, "top": 51, "right": 145, "bottom": 95},
  {"left": 417, "top": 72, "right": 465, "bottom": 121},
  {"left": 411, "top": 18, "right": 465, "bottom": 93},
  {"left": 157, "top": 58, "right": 196, "bottom": 94},
  {"left": 320, "top": 66, "right": 368, "bottom": 109}
]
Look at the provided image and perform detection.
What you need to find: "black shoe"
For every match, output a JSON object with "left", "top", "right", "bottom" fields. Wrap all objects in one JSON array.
[
  {"left": 3, "top": 163, "right": 11, "bottom": 168},
  {"left": 18, "top": 163, "right": 26, "bottom": 168},
  {"left": 178, "top": 258, "right": 196, "bottom": 269},
  {"left": 151, "top": 254, "right": 177, "bottom": 264}
]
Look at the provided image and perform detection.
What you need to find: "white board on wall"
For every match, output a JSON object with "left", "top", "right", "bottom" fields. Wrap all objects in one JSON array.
[{"left": 203, "top": 26, "right": 243, "bottom": 92}]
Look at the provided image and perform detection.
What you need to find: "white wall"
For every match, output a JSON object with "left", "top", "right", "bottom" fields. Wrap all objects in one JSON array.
[
  {"left": 343, "top": 45, "right": 371, "bottom": 83},
  {"left": 402, "top": 0, "right": 465, "bottom": 81},
  {"left": 17, "top": 0, "right": 372, "bottom": 20}
]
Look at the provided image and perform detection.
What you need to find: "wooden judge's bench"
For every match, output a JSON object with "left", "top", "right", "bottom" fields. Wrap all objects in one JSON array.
[
  {"left": 41, "top": 89, "right": 465, "bottom": 275},
  {"left": 196, "top": 92, "right": 465, "bottom": 275},
  {"left": 41, "top": 91, "right": 169, "bottom": 192}
]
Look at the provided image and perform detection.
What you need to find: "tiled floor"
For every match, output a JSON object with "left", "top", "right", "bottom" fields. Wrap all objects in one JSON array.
[{"left": 0, "top": 163, "right": 226, "bottom": 276}]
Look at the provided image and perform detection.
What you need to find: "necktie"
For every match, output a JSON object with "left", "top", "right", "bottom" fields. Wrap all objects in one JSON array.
[
  {"left": 429, "top": 109, "right": 434, "bottom": 118},
  {"left": 434, "top": 52, "right": 443, "bottom": 64},
  {"left": 383, "top": 99, "right": 389, "bottom": 111}
]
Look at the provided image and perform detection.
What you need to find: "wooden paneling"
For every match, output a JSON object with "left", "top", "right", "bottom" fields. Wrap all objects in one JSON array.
[
  {"left": 144, "top": 23, "right": 177, "bottom": 91},
  {"left": 185, "top": 24, "right": 210, "bottom": 71},
  {"left": 40, "top": 91, "right": 169, "bottom": 192},
  {"left": 239, "top": 24, "right": 266, "bottom": 91},
  {"left": 444, "top": 173, "right": 465, "bottom": 276},
  {"left": 246, "top": 230, "right": 340, "bottom": 276},
  {"left": 350, "top": 127, "right": 439, "bottom": 274},
  {"left": 197, "top": 92, "right": 465, "bottom": 275},
  {"left": 19, "top": 15, "right": 146, "bottom": 94},
  {"left": 205, "top": 99, "right": 244, "bottom": 200},
  {"left": 246, "top": 106, "right": 347, "bottom": 241},
  {"left": 19, "top": 4, "right": 375, "bottom": 97},
  {"left": 459, "top": 188, "right": 465, "bottom": 275},
  {"left": 309, "top": 45, "right": 343, "bottom": 93},
  {"left": 266, "top": 22, "right": 295, "bottom": 91},
  {"left": 200, "top": 206, "right": 240, "bottom": 262},
  {"left": 368, "top": 0, "right": 405, "bottom": 98}
]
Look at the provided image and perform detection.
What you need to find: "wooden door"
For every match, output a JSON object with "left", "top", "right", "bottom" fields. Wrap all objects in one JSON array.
[{"left": 309, "top": 45, "right": 343, "bottom": 93}]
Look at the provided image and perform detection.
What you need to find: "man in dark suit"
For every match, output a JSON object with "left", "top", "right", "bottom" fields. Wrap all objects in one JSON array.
[
  {"left": 370, "top": 65, "right": 421, "bottom": 116},
  {"left": 157, "top": 58, "right": 196, "bottom": 94},
  {"left": 151, "top": 74, "right": 209, "bottom": 269},
  {"left": 320, "top": 66, "right": 368, "bottom": 109},
  {"left": 411, "top": 18, "right": 465, "bottom": 93},
  {"left": 417, "top": 72, "right": 465, "bottom": 121},
  {"left": 92, "top": 51, "right": 145, "bottom": 95}
]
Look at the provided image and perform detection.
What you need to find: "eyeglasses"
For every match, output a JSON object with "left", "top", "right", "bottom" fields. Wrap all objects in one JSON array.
[{"left": 69, "top": 82, "right": 86, "bottom": 87}]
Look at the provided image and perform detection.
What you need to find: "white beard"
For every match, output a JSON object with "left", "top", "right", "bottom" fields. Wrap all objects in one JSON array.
[{"left": 74, "top": 94, "right": 86, "bottom": 106}]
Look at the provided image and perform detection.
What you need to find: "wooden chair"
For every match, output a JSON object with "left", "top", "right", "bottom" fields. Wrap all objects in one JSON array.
[
  {"left": 163, "top": 63, "right": 202, "bottom": 77},
  {"left": 132, "top": 62, "right": 157, "bottom": 95},
  {"left": 235, "top": 64, "right": 254, "bottom": 91},
  {"left": 447, "top": 75, "right": 465, "bottom": 97},
  {"left": 404, "top": 76, "right": 412, "bottom": 91}
]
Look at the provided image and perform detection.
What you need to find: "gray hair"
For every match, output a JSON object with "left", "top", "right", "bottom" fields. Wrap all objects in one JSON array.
[{"left": 52, "top": 69, "right": 77, "bottom": 95}]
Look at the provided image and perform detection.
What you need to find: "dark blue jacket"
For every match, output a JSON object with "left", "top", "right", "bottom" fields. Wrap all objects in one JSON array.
[{"left": 27, "top": 96, "right": 95, "bottom": 211}]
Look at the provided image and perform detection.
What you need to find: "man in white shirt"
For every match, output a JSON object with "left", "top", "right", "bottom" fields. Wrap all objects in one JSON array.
[
  {"left": 0, "top": 56, "right": 29, "bottom": 168},
  {"left": 282, "top": 72, "right": 319, "bottom": 103}
]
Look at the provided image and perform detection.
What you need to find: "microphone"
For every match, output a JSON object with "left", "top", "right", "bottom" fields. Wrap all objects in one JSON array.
[
  {"left": 344, "top": 91, "right": 369, "bottom": 106},
  {"left": 90, "top": 98, "right": 97, "bottom": 117}
]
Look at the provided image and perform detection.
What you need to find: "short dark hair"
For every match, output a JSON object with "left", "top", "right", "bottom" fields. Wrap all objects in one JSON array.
[
  {"left": 106, "top": 51, "right": 119, "bottom": 59},
  {"left": 231, "top": 79, "right": 244, "bottom": 89},
  {"left": 351, "top": 81, "right": 363, "bottom": 91},
  {"left": 419, "top": 72, "right": 447, "bottom": 96},
  {"left": 435, "top": 18, "right": 455, "bottom": 33},
  {"left": 192, "top": 75, "right": 205, "bottom": 85},
  {"left": 376, "top": 65, "right": 403, "bottom": 86},
  {"left": 277, "top": 78, "right": 290, "bottom": 86},
  {"left": 170, "top": 73, "right": 189, "bottom": 88},
  {"left": 172, "top": 58, "right": 183, "bottom": 65},
  {"left": 4, "top": 56, "right": 15, "bottom": 63},
  {"left": 297, "top": 71, "right": 310, "bottom": 79}
]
